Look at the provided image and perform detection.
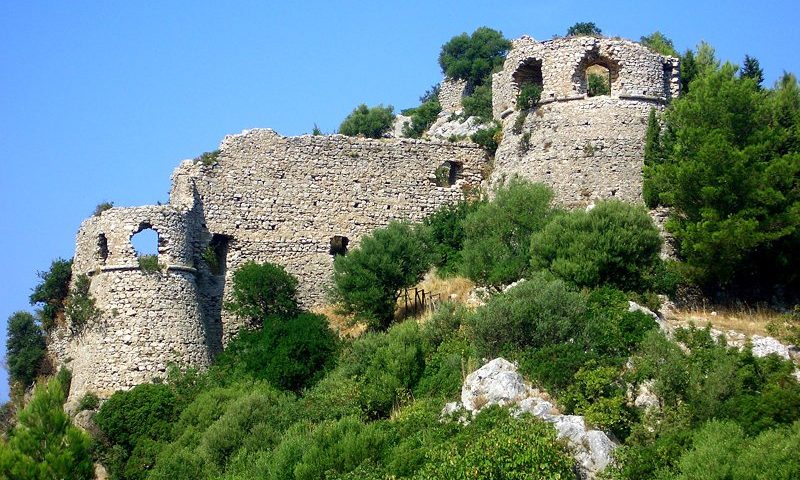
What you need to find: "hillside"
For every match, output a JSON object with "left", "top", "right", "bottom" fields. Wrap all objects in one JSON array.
[{"left": 3, "top": 23, "right": 800, "bottom": 480}]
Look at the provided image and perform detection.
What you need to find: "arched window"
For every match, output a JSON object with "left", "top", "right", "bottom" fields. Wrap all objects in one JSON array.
[
  {"left": 573, "top": 55, "right": 619, "bottom": 96},
  {"left": 513, "top": 58, "right": 544, "bottom": 109}
]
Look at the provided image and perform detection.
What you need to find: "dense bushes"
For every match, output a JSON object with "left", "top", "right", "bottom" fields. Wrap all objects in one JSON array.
[
  {"left": 5, "top": 311, "right": 45, "bottom": 391},
  {"left": 530, "top": 200, "right": 663, "bottom": 291},
  {"left": 461, "top": 82, "right": 493, "bottom": 122},
  {"left": 419, "top": 200, "right": 481, "bottom": 276},
  {"left": 0, "top": 374, "right": 93, "bottom": 480},
  {"left": 644, "top": 58, "right": 800, "bottom": 298},
  {"left": 339, "top": 104, "right": 395, "bottom": 138},
  {"left": 29, "top": 258, "right": 72, "bottom": 331},
  {"left": 331, "top": 222, "right": 430, "bottom": 330},
  {"left": 224, "top": 261, "right": 299, "bottom": 325},
  {"left": 401, "top": 99, "right": 441, "bottom": 138},
  {"left": 437, "top": 27, "right": 510, "bottom": 86},
  {"left": 468, "top": 273, "right": 587, "bottom": 357},
  {"left": 214, "top": 313, "right": 337, "bottom": 392},
  {"left": 461, "top": 179, "right": 557, "bottom": 286}
]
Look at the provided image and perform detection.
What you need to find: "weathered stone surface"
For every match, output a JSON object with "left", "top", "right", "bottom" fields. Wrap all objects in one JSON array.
[
  {"left": 461, "top": 358, "right": 530, "bottom": 411},
  {"left": 491, "top": 36, "right": 679, "bottom": 207},
  {"left": 51, "top": 34, "right": 682, "bottom": 406},
  {"left": 448, "top": 358, "right": 617, "bottom": 479}
]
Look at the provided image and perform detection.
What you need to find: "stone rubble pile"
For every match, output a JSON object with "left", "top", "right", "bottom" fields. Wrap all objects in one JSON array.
[{"left": 443, "top": 358, "right": 617, "bottom": 480}]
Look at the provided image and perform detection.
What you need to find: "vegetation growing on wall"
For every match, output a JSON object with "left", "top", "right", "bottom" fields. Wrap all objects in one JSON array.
[{"left": 339, "top": 104, "right": 395, "bottom": 139}]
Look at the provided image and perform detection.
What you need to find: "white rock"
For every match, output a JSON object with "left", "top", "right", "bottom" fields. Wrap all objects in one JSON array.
[
  {"left": 751, "top": 335, "right": 792, "bottom": 359},
  {"left": 461, "top": 358, "right": 530, "bottom": 412},
  {"left": 628, "top": 301, "right": 669, "bottom": 332}
]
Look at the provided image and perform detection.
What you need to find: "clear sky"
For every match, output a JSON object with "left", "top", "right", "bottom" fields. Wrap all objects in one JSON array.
[{"left": 1, "top": 0, "right": 798, "bottom": 402}]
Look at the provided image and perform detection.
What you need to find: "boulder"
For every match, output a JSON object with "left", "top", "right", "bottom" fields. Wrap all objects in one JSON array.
[{"left": 461, "top": 358, "right": 530, "bottom": 411}]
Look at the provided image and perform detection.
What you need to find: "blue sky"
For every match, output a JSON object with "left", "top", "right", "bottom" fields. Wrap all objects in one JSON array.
[{"left": 1, "top": 1, "right": 798, "bottom": 401}]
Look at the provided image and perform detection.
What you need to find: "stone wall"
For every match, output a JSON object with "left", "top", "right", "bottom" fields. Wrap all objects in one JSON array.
[
  {"left": 51, "top": 34, "right": 679, "bottom": 401},
  {"left": 490, "top": 36, "right": 679, "bottom": 206},
  {"left": 53, "top": 205, "right": 212, "bottom": 404},
  {"left": 174, "top": 130, "right": 487, "bottom": 341},
  {"left": 438, "top": 77, "right": 469, "bottom": 113}
]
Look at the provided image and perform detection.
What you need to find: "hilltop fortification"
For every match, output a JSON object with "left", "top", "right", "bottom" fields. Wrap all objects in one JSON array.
[{"left": 49, "top": 34, "right": 679, "bottom": 403}]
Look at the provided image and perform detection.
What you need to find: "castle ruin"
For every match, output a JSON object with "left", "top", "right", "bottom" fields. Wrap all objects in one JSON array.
[{"left": 49, "top": 35, "right": 679, "bottom": 402}]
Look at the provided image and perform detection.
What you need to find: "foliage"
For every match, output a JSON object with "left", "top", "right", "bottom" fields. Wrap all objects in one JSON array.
[
  {"left": 194, "top": 150, "right": 220, "bottom": 166},
  {"left": 643, "top": 62, "right": 800, "bottom": 296},
  {"left": 529, "top": 200, "right": 663, "bottom": 292},
  {"left": 740, "top": 54, "right": 764, "bottom": 88},
  {"left": 680, "top": 49, "right": 698, "bottom": 93},
  {"left": 640, "top": 31, "right": 678, "bottom": 56},
  {"left": 312, "top": 123, "right": 322, "bottom": 135},
  {"left": 461, "top": 81, "right": 493, "bottom": 122},
  {"left": 588, "top": 72, "right": 610, "bottom": 96},
  {"left": 420, "top": 200, "right": 482, "bottom": 276},
  {"left": 461, "top": 179, "right": 557, "bottom": 286},
  {"left": 468, "top": 273, "right": 587, "bottom": 357},
  {"left": 470, "top": 121, "right": 501, "bottom": 155},
  {"left": 77, "top": 392, "right": 100, "bottom": 412},
  {"left": 437, "top": 27, "right": 510, "bottom": 86},
  {"left": 5, "top": 311, "right": 45, "bottom": 391},
  {"left": 516, "top": 82, "right": 542, "bottom": 110},
  {"left": 402, "top": 98, "right": 442, "bottom": 138},
  {"left": 201, "top": 245, "right": 221, "bottom": 274},
  {"left": 93, "top": 201, "right": 114, "bottom": 216},
  {"left": 331, "top": 222, "right": 430, "bottom": 330},
  {"left": 64, "top": 274, "right": 101, "bottom": 333},
  {"left": 224, "top": 261, "right": 299, "bottom": 325},
  {"left": 672, "top": 420, "right": 800, "bottom": 480},
  {"left": 418, "top": 83, "right": 440, "bottom": 104},
  {"left": 765, "top": 306, "right": 800, "bottom": 344},
  {"left": 0, "top": 374, "right": 93, "bottom": 480},
  {"left": 338, "top": 104, "right": 394, "bottom": 139},
  {"left": 519, "top": 343, "right": 594, "bottom": 394},
  {"left": 563, "top": 362, "right": 633, "bottom": 437},
  {"left": 137, "top": 254, "right": 161, "bottom": 273},
  {"left": 567, "top": 21, "right": 602, "bottom": 37},
  {"left": 214, "top": 313, "right": 338, "bottom": 392},
  {"left": 341, "top": 321, "right": 426, "bottom": 418},
  {"left": 95, "top": 383, "right": 178, "bottom": 454},
  {"left": 29, "top": 258, "right": 72, "bottom": 331},
  {"left": 415, "top": 409, "right": 574, "bottom": 479}
]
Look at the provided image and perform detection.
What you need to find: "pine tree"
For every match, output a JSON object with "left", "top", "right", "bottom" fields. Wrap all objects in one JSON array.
[{"left": 740, "top": 55, "right": 764, "bottom": 88}]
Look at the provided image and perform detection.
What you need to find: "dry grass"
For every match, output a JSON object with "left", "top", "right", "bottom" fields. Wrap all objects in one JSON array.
[
  {"left": 311, "top": 304, "right": 367, "bottom": 338},
  {"left": 395, "top": 270, "right": 476, "bottom": 321},
  {"left": 668, "top": 304, "right": 787, "bottom": 337}
]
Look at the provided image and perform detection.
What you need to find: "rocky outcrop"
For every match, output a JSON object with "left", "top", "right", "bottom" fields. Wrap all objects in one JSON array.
[{"left": 443, "top": 358, "right": 617, "bottom": 479}]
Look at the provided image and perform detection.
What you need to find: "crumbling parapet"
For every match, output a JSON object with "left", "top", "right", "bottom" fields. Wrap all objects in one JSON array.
[
  {"left": 490, "top": 36, "right": 680, "bottom": 206},
  {"left": 437, "top": 77, "right": 470, "bottom": 114}
]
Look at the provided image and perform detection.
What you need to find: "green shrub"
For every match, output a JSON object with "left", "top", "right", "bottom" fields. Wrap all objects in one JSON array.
[
  {"left": 437, "top": 27, "right": 510, "bottom": 86},
  {"left": 470, "top": 121, "right": 501, "bottom": 155},
  {"left": 461, "top": 179, "right": 558, "bottom": 286},
  {"left": 138, "top": 254, "right": 161, "bottom": 273},
  {"left": 224, "top": 261, "right": 299, "bottom": 325},
  {"left": 0, "top": 375, "right": 93, "bottom": 480},
  {"left": 468, "top": 272, "right": 587, "bottom": 357},
  {"left": 64, "top": 274, "right": 101, "bottom": 333},
  {"left": 530, "top": 200, "right": 663, "bottom": 292},
  {"left": 518, "top": 343, "right": 594, "bottom": 394},
  {"left": 582, "top": 287, "right": 658, "bottom": 359},
  {"left": 420, "top": 200, "right": 482, "bottom": 276},
  {"left": 214, "top": 312, "right": 338, "bottom": 392},
  {"left": 461, "top": 82, "right": 493, "bottom": 122},
  {"left": 95, "top": 383, "right": 178, "bottom": 453},
  {"left": 567, "top": 21, "right": 602, "bottom": 36},
  {"left": 415, "top": 335, "right": 474, "bottom": 399},
  {"left": 194, "top": 150, "right": 220, "bottom": 166},
  {"left": 77, "top": 392, "right": 100, "bottom": 411},
  {"left": 339, "top": 104, "right": 394, "bottom": 138},
  {"left": 640, "top": 31, "right": 678, "bottom": 57},
  {"left": 516, "top": 82, "right": 542, "bottom": 110},
  {"left": 402, "top": 99, "right": 441, "bottom": 138},
  {"left": 5, "top": 311, "right": 45, "bottom": 391},
  {"left": 415, "top": 409, "right": 574, "bottom": 479},
  {"left": 29, "top": 258, "right": 72, "bottom": 331},
  {"left": 588, "top": 72, "right": 611, "bottom": 96},
  {"left": 331, "top": 222, "right": 430, "bottom": 330},
  {"left": 93, "top": 201, "right": 114, "bottom": 216},
  {"left": 563, "top": 362, "right": 633, "bottom": 438},
  {"left": 643, "top": 63, "right": 800, "bottom": 296},
  {"left": 670, "top": 420, "right": 800, "bottom": 480},
  {"left": 342, "top": 321, "right": 426, "bottom": 418}
]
